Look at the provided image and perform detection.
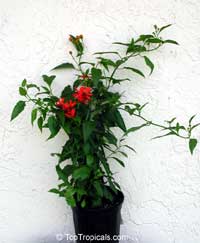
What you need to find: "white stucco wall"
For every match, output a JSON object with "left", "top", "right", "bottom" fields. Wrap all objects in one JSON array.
[{"left": 1, "top": 0, "right": 200, "bottom": 242}]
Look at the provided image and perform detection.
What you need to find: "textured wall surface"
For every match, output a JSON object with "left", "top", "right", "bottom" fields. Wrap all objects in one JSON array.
[{"left": 1, "top": 0, "right": 200, "bottom": 242}]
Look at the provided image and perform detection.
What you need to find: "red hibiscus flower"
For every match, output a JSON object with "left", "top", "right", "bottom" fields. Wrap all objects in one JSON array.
[{"left": 73, "top": 86, "right": 92, "bottom": 104}]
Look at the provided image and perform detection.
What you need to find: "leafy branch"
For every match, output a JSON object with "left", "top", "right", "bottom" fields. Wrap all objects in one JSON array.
[{"left": 11, "top": 24, "right": 198, "bottom": 209}]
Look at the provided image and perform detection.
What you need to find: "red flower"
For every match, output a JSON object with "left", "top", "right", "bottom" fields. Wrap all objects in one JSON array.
[
  {"left": 56, "top": 98, "right": 65, "bottom": 108},
  {"left": 65, "top": 108, "right": 76, "bottom": 118},
  {"left": 62, "top": 100, "right": 76, "bottom": 118},
  {"left": 73, "top": 86, "right": 92, "bottom": 104},
  {"left": 56, "top": 99, "right": 76, "bottom": 119},
  {"left": 62, "top": 100, "right": 76, "bottom": 111}
]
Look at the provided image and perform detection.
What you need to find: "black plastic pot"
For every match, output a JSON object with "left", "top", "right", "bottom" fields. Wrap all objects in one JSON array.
[{"left": 72, "top": 191, "right": 124, "bottom": 243}]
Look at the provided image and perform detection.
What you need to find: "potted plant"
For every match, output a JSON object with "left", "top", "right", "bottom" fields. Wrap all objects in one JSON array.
[{"left": 11, "top": 25, "right": 199, "bottom": 243}]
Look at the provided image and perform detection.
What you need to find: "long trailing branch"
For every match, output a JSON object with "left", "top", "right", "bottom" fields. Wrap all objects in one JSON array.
[{"left": 131, "top": 112, "right": 190, "bottom": 140}]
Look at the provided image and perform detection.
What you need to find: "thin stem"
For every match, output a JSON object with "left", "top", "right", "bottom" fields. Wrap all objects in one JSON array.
[
  {"left": 107, "top": 43, "right": 163, "bottom": 88},
  {"left": 132, "top": 112, "right": 190, "bottom": 139},
  {"left": 70, "top": 52, "right": 84, "bottom": 74}
]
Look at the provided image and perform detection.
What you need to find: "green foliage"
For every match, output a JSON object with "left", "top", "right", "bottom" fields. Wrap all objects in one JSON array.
[
  {"left": 144, "top": 56, "right": 154, "bottom": 75},
  {"left": 47, "top": 116, "right": 60, "bottom": 139},
  {"left": 42, "top": 75, "right": 56, "bottom": 87},
  {"left": 73, "top": 166, "right": 91, "bottom": 180},
  {"left": 83, "top": 121, "right": 95, "bottom": 142},
  {"left": 112, "top": 109, "right": 126, "bottom": 132},
  {"left": 91, "top": 67, "right": 102, "bottom": 87},
  {"left": 37, "top": 117, "right": 43, "bottom": 132},
  {"left": 124, "top": 67, "right": 145, "bottom": 77},
  {"left": 125, "top": 123, "right": 148, "bottom": 135},
  {"left": 31, "top": 109, "right": 37, "bottom": 125},
  {"left": 189, "top": 139, "right": 198, "bottom": 155},
  {"left": 19, "top": 87, "right": 27, "bottom": 96},
  {"left": 11, "top": 24, "right": 197, "bottom": 209},
  {"left": 52, "top": 62, "right": 75, "bottom": 70},
  {"left": 11, "top": 101, "right": 26, "bottom": 121}
]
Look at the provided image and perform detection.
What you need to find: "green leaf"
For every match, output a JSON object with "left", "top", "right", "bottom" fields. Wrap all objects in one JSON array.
[
  {"left": 118, "top": 151, "right": 128, "bottom": 158},
  {"left": 73, "top": 166, "right": 91, "bottom": 181},
  {"left": 86, "top": 154, "right": 94, "bottom": 166},
  {"left": 189, "top": 138, "right": 197, "bottom": 155},
  {"left": 65, "top": 187, "right": 76, "bottom": 207},
  {"left": 159, "top": 24, "right": 172, "bottom": 32},
  {"left": 166, "top": 117, "right": 176, "bottom": 125},
  {"left": 51, "top": 62, "right": 75, "bottom": 70},
  {"left": 111, "top": 78, "right": 130, "bottom": 84},
  {"left": 94, "top": 181, "right": 103, "bottom": 197},
  {"left": 100, "top": 157, "right": 117, "bottom": 193},
  {"left": 114, "top": 181, "right": 121, "bottom": 190},
  {"left": 47, "top": 116, "right": 60, "bottom": 139},
  {"left": 125, "top": 123, "right": 147, "bottom": 135},
  {"left": 91, "top": 67, "right": 102, "bottom": 87},
  {"left": 42, "top": 75, "right": 56, "bottom": 87},
  {"left": 112, "top": 42, "right": 129, "bottom": 46},
  {"left": 81, "top": 199, "right": 86, "bottom": 208},
  {"left": 113, "top": 109, "right": 126, "bottom": 132},
  {"left": 191, "top": 123, "right": 200, "bottom": 131},
  {"left": 31, "top": 109, "right": 37, "bottom": 125},
  {"left": 103, "top": 187, "right": 113, "bottom": 201},
  {"left": 19, "top": 87, "right": 27, "bottom": 96},
  {"left": 94, "top": 51, "right": 119, "bottom": 55},
  {"left": 135, "top": 35, "right": 154, "bottom": 43},
  {"left": 56, "top": 164, "right": 68, "bottom": 183},
  {"left": 57, "top": 110, "right": 65, "bottom": 126},
  {"left": 83, "top": 121, "right": 95, "bottom": 142},
  {"left": 63, "top": 164, "right": 74, "bottom": 177},
  {"left": 40, "top": 108, "right": 48, "bottom": 120},
  {"left": 189, "top": 115, "right": 196, "bottom": 125},
  {"left": 97, "top": 57, "right": 116, "bottom": 71},
  {"left": 151, "top": 131, "right": 177, "bottom": 140},
  {"left": 126, "top": 38, "right": 135, "bottom": 53},
  {"left": 62, "top": 122, "right": 70, "bottom": 135},
  {"left": 37, "top": 116, "right": 43, "bottom": 132},
  {"left": 83, "top": 143, "right": 91, "bottom": 155},
  {"left": 112, "top": 157, "right": 125, "bottom": 167},
  {"left": 147, "top": 38, "right": 163, "bottom": 44},
  {"left": 164, "top": 39, "right": 179, "bottom": 45},
  {"left": 123, "top": 145, "right": 136, "bottom": 153},
  {"left": 126, "top": 40, "right": 146, "bottom": 54},
  {"left": 27, "top": 83, "right": 40, "bottom": 91},
  {"left": 144, "top": 56, "right": 154, "bottom": 75},
  {"left": 124, "top": 67, "right": 145, "bottom": 78},
  {"left": 21, "top": 79, "right": 27, "bottom": 87},
  {"left": 58, "top": 148, "right": 72, "bottom": 163},
  {"left": 79, "top": 61, "right": 95, "bottom": 66},
  {"left": 49, "top": 188, "right": 60, "bottom": 194},
  {"left": 11, "top": 101, "right": 26, "bottom": 121},
  {"left": 41, "top": 86, "right": 50, "bottom": 93},
  {"left": 104, "top": 132, "right": 117, "bottom": 146},
  {"left": 61, "top": 85, "right": 72, "bottom": 99}
]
